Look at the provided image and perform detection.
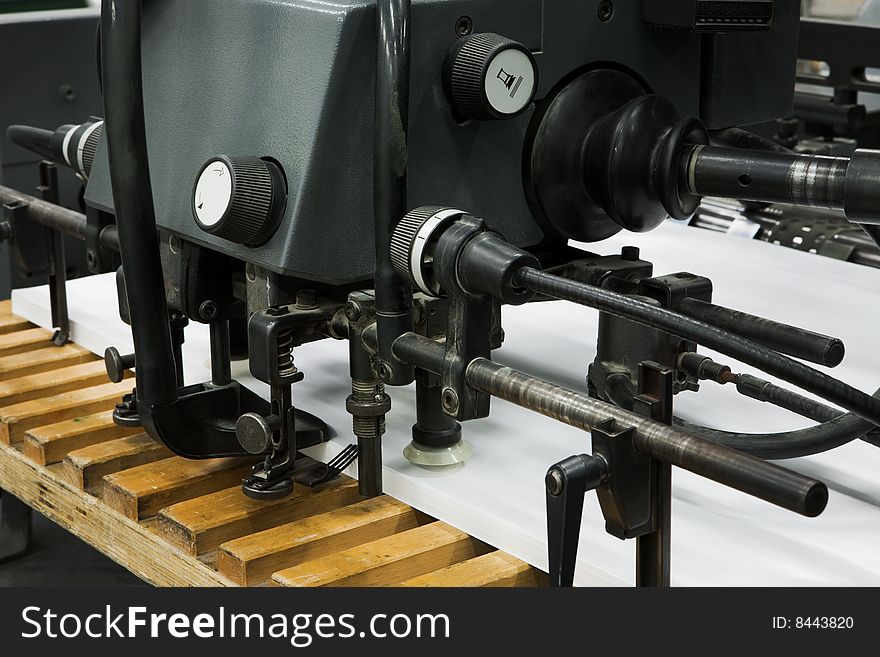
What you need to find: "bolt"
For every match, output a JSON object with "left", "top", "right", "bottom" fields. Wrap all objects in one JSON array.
[
  {"left": 295, "top": 289, "right": 318, "bottom": 309},
  {"left": 598, "top": 0, "right": 614, "bottom": 23},
  {"left": 455, "top": 15, "right": 473, "bottom": 37},
  {"left": 546, "top": 469, "right": 565, "bottom": 496},
  {"left": 168, "top": 234, "right": 181, "bottom": 254},
  {"left": 377, "top": 362, "right": 393, "bottom": 383},
  {"left": 441, "top": 388, "right": 460, "bottom": 414},
  {"left": 345, "top": 300, "right": 362, "bottom": 322},
  {"left": 199, "top": 300, "right": 219, "bottom": 321},
  {"left": 245, "top": 262, "right": 257, "bottom": 282},
  {"left": 86, "top": 250, "right": 97, "bottom": 270}
]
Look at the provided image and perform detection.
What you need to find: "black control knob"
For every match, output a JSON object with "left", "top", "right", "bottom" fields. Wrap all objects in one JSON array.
[
  {"left": 444, "top": 33, "right": 538, "bottom": 121},
  {"left": 192, "top": 155, "right": 286, "bottom": 246},
  {"left": 104, "top": 347, "right": 135, "bottom": 383},
  {"left": 391, "top": 206, "right": 467, "bottom": 296}
]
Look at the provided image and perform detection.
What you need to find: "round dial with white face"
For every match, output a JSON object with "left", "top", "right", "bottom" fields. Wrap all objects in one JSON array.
[
  {"left": 445, "top": 32, "right": 538, "bottom": 121},
  {"left": 191, "top": 155, "right": 286, "bottom": 246},
  {"left": 194, "top": 160, "right": 233, "bottom": 228}
]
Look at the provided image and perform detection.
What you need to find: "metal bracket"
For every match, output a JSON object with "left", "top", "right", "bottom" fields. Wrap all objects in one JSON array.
[
  {"left": 37, "top": 162, "right": 70, "bottom": 346},
  {"left": 633, "top": 361, "right": 675, "bottom": 587}
]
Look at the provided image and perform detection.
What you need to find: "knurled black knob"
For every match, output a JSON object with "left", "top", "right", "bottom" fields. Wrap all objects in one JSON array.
[
  {"left": 192, "top": 155, "right": 286, "bottom": 246},
  {"left": 444, "top": 33, "right": 538, "bottom": 121},
  {"left": 390, "top": 206, "right": 468, "bottom": 296}
]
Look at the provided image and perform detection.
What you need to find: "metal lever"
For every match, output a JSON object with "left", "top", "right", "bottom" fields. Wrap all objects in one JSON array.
[{"left": 545, "top": 454, "right": 608, "bottom": 587}]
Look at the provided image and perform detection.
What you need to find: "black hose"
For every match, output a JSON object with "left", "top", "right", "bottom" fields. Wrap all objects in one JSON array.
[
  {"left": 373, "top": 0, "right": 414, "bottom": 385},
  {"left": 101, "top": 0, "right": 178, "bottom": 406},
  {"left": 7, "top": 126, "right": 54, "bottom": 161},
  {"left": 607, "top": 364, "right": 877, "bottom": 458},
  {"left": 515, "top": 267, "right": 880, "bottom": 427}
]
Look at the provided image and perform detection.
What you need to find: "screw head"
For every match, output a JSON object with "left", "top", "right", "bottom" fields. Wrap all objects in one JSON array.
[
  {"left": 455, "top": 15, "right": 473, "bottom": 37},
  {"left": 377, "top": 362, "right": 393, "bottom": 383},
  {"left": 598, "top": 0, "right": 614, "bottom": 22},
  {"left": 199, "top": 300, "right": 219, "bottom": 321},
  {"left": 345, "top": 301, "right": 362, "bottom": 322},
  {"left": 441, "top": 388, "right": 460, "bottom": 414}
]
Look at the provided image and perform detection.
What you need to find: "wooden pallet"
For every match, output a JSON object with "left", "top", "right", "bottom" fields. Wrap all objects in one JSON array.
[{"left": 0, "top": 306, "right": 546, "bottom": 587}]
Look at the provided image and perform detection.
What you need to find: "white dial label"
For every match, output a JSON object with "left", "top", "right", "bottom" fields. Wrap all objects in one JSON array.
[
  {"left": 194, "top": 160, "right": 233, "bottom": 227},
  {"left": 484, "top": 49, "right": 536, "bottom": 115}
]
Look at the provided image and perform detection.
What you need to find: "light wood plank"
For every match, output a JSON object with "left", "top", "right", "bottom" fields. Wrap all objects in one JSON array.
[
  {"left": 0, "top": 344, "right": 96, "bottom": 382},
  {"left": 0, "top": 300, "right": 11, "bottom": 316},
  {"left": 271, "top": 522, "right": 492, "bottom": 587},
  {"left": 103, "top": 456, "right": 255, "bottom": 521},
  {"left": 402, "top": 551, "right": 548, "bottom": 587},
  {"left": 0, "top": 315, "right": 31, "bottom": 335},
  {"left": 219, "top": 496, "right": 433, "bottom": 586},
  {"left": 0, "top": 380, "right": 132, "bottom": 444},
  {"left": 0, "top": 441, "right": 233, "bottom": 586},
  {"left": 0, "top": 360, "right": 118, "bottom": 407},
  {"left": 63, "top": 433, "right": 173, "bottom": 493},
  {"left": 22, "top": 410, "right": 141, "bottom": 465},
  {"left": 159, "top": 477, "right": 363, "bottom": 556},
  {"left": 0, "top": 327, "right": 55, "bottom": 357}
]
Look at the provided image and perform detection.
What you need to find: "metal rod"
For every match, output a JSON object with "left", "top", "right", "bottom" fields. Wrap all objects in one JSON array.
[
  {"left": 514, "top": 267, "right": 880, "bottom": 427},
  {"left": 678, "top": 297, "right": 845, "bottom": 367},
  {"left": 209, "top": 320, "right": 232, "bottom": 387},
  {"left": 392, "top": 333, "right": 827, "bottom": 517},
  {"left": 0, "top": 185, "right": 119, "bottom": 251},
  {"left": 464, "top": 356, "right": 827, "bottom": 518},
  {"left": 687, "top": 145, "right": 849, "bottom": 210},
  {"left": 101, "top": 0, "right": 178, "bottom": 406},
  {"left": 373, "top": 0, "right": 415, "bottom": 386}
]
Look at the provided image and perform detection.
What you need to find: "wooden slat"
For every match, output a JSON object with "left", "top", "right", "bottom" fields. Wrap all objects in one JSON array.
[
  {"left": 271, "top": 522, "right": 492, "bottom": 587},
  {"left": 0, "top": 327, "right": 55, "bottom": 358},
  {"left": 0, "top": 441, "right": 233, "bottom": 586},
  {"left": 159, "top": 477, "right": 363, "bottom": 556},
  {"left": 402, "top": 551, "right": 548, "bottom": 587},
  {"left": 219, "top": 496, "right": 433, "bottom": 586},
  {"left": 0, "top": 299, "right": 11, "bottom": 316},
  {"left": 0, "top": 344, "right": 96, "bottom": 382},
  {"left": 22, "top": 410, "right": 141, "bottom": 465},
  {"left": 0, "top": 315, "right": 31, "bottom": 335},
  {"left": 0, "top": 360, "right": 118, "bottom": 407},
  {"left": 63, "top": 433, "right": 173, "bottom": 493},
  {"left": 103, "top": 456, "right": 255, "bottom": 521},
  {"left": 0, "top": 380, "right": 131, "bottom": 445}
]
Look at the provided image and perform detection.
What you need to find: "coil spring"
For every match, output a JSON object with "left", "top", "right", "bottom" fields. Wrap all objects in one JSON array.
[{"left": 277, "top": 330, "right": 295, "bottom": 378}]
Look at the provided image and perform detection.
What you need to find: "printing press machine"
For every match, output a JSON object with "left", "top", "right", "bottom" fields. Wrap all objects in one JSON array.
[{"left": 3, "top": 0, "right": 880, "bottom": 586}]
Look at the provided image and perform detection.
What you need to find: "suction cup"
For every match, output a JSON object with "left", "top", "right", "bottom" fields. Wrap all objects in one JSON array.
[{"left": 404, "top": 439, "right": 472, "bottom": 467}]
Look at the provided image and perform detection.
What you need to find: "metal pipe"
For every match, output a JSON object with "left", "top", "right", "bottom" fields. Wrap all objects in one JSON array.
[
  {"left": 391, "top": 332, "right": 827, "bottom": 517},
  {"left": 101, "top": 0, "right": 178, "bottom": 406},
  {"left": 0, "top": 185, "right": 118, "bottom": 252},
  {"left": 678, "top": 297, "right": 845, "bottom": 367},
  {"left": 373, "top": 0, "right": 415, "bottom": 386}
]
